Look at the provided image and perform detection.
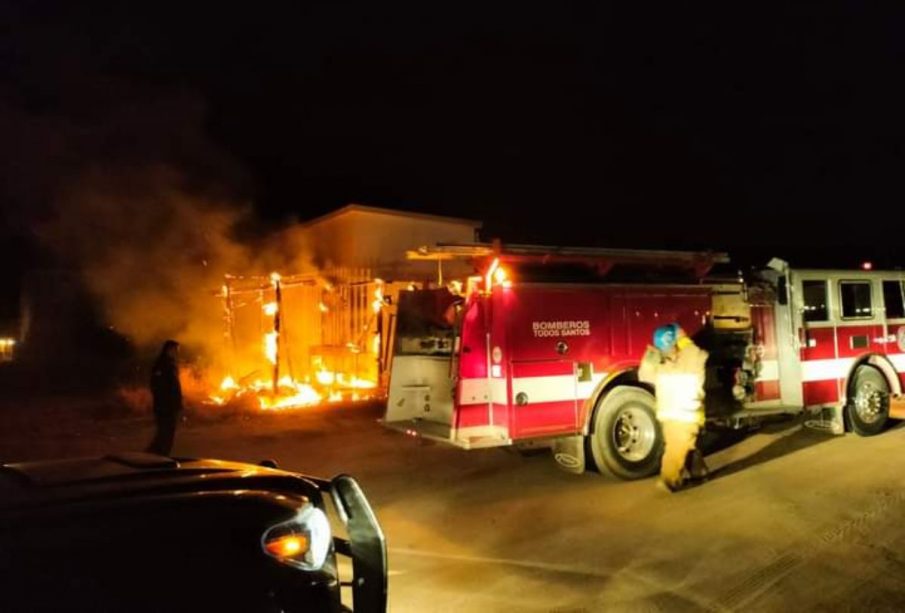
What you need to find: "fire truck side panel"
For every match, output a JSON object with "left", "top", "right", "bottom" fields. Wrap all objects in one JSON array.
[
  {"left": 494, "top": 284, "right": 711, "bottom": 441},
  {"left": 791, "top": 272, "right": 905, "bottom": 412},
  {"left": 799, "top": 326, "right": 841, "bottom": 406},
  {"left": 455, "top": 295, "right": 496, "bottom": 432},
  {"left": 835, "top": 321, "right": 886, "bottom": 401},
  {"left": 508, "top": 360, "right": 577, "bottom": 437}
]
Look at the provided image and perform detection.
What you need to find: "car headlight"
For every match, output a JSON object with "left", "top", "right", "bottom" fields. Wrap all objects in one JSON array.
[{"left": 261, "top": 503, "right": 331, "bottom": 571}]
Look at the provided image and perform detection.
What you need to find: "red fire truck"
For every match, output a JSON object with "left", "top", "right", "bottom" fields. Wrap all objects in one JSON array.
[{"left": 383, "top": 245, "right": 905, "bottom": 479}]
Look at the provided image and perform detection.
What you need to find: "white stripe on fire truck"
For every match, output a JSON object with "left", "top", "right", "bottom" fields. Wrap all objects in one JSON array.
[
  {"left": 459, "top": 374, "right": 607, "bottom": 406},
  {"left": 511, "top": 374, "right": 607, "bottom": 404},
  {"left": 458, "top": 378, "right": 508, "bottom": 406},
  {"left": 460, "top": 354, "right": 905, "bottom": 406},
  {"left": 801, "top": 358, "right": 852, "bottom": 382},
  {"left": 757, "top": 360, "right": 779, "bottom": 382},
  {"left": 887, "top": 353, "right": 905, "bottom": 372},
  {"left": 760, "top": 354, "right": 905, "bottom": 384}
]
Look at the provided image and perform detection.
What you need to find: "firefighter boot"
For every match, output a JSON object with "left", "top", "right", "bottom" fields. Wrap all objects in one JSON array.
[
  {"left": 686, "top": 449, "right": 710, "bottom": 483},
  {"left": 656, "top": 479, "right": 679, "bottom": 494}
]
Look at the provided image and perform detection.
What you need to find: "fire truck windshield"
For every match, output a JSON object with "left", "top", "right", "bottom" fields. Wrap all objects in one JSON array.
[{"left": 393, "top": 288, "right": 462, "bottom": 356}]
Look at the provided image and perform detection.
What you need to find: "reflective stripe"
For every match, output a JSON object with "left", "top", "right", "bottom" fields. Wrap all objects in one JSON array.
[
  {"left": 654, "top": 373, "right": 704, "bottom": 424},
  {"left": 760, "top": 356, "right": 905, "bottom": 384},
  {"left": 458, "top": 373, "right": 607, "bottom": 406},
  {"left": 757, "top": 360, "right": 779, "bottom": 382}
]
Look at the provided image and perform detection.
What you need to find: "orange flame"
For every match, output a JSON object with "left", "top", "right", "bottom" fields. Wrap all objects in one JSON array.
[{"left": 206, "top": 269, "right": 381, "bottom": 411}]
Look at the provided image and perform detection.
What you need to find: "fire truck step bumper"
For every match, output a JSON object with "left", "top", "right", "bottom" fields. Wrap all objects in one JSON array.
[
  {"left": 714, "top": 406, "right": 802, "bottom": 430},
  {"left": 382, "top": 419, "right": 511, "bottom": 449}
]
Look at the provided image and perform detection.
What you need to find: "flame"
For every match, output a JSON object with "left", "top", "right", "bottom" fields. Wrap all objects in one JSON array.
[
  {"left": 205, "top": 269, "right": 381, "bottom": 411},
  {"left": 371, "top": 283, "right": 384, "bottom": 314},
  {"left": 315, "top": 368, "right": 335, "bottom": 386},
  {"left": 208, "top": 368, "right": 378, "bottom": 411},
  {"left": 259, "top": 384, "right": 321, "bottom": 410},
  {"left": 264, "top": 331, "right": 278, "bottom": 364}
]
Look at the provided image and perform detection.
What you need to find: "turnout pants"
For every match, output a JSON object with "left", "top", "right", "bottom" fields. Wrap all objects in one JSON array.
[{"left": 659, "top": 420, "right": 701, "bottom": 488}]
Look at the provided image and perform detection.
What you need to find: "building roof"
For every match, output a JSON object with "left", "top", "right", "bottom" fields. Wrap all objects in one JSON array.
[{"left": 301, "top": 204, "right": 483, "bottom": 229}]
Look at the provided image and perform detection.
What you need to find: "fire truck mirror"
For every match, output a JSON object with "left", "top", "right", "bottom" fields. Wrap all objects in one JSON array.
[
  {"left": 556, "top": 341, "right": 569, "bottom": 355},
  {"left": 777, "top": 276, "right": 788, "bottom": 305}
]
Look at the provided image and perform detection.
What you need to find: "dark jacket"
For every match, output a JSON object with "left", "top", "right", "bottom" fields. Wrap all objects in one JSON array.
[{"left": 150, "top": 353, "right": 182, "bottom": 415}]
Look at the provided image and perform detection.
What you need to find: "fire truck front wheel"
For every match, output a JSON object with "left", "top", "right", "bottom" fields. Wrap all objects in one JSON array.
[
  {"left": 848, "top": 365, "right": 890, "bottom": 436},
  {"left": 589, "top": 387, "right": 663, "bottom": 480}
]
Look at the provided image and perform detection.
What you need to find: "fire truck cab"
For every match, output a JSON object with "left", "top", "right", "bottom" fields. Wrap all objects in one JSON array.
[{"left": 383, "top": 246, "right": 904, "bottom": 479}]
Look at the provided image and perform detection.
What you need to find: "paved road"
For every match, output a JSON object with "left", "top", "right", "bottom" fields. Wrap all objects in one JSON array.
[{"left": 7, "top": 402, "right": 905, "bottom": 611}]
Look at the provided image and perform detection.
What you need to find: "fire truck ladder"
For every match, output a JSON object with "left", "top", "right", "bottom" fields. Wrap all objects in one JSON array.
[{"left": 407, "top": 242, "right": 730, "bottom": 280}]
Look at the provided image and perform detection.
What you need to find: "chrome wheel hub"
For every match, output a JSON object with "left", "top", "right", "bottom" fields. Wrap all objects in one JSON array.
[{"left": 613, "top": 406, "right": 656, "bottom": 462}]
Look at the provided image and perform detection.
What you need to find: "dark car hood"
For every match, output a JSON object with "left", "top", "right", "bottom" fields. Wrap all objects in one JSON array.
[{"left": 0, "top": 452, "right": 323, "bottom": 511}]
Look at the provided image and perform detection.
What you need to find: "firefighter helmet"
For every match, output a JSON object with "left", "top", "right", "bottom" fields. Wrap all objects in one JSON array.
[{"left": 653, "top": 324, "right": 679, "bottom": 352}]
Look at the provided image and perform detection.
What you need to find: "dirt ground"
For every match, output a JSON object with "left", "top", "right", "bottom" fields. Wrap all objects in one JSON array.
[{"left": 4, "top": 396, "right": 905, "bottom": 612}]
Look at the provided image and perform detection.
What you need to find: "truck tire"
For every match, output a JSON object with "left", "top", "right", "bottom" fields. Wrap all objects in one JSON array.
[
  {"left": 848, "top": 365, "right": 890, "bottom": 437},
  {"left": 589, "top": 386, "right": 663, "bottom": 480}
]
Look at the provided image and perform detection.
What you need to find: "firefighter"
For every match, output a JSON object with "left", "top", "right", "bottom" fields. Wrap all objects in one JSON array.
[
  {"left": 638, "top": 323, "right": 709, "bottom": 492},
  {"left": 146, "top": 339, "right": 183, "bottom": 456}
]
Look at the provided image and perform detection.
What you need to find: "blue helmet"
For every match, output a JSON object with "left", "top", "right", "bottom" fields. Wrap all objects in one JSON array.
[{"left": 653, "top": 324, "right": 679, "bottom": 352}]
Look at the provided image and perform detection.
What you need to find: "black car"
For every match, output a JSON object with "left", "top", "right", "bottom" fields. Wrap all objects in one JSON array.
[{"left": 0, "top": 452, "right": 387, "bottom": 612}]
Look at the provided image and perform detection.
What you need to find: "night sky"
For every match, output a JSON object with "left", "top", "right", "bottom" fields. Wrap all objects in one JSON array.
[{"left": 3, "top": 1, "right": 905, "bottom": 308}]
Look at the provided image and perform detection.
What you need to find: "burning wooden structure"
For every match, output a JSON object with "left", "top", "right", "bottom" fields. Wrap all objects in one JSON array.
[
  {"left": 207, "top": 204, "right": 483, "bottom": 410},
  {"left": 210, "top": 270, "right": 403, "bottom": 409}
]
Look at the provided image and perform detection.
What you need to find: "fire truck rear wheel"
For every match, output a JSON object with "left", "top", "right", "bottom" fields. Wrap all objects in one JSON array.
[
  {"left": 589, "top": 386, "right": 663, "bottom": 480},
  {"left": 848, "top": 365, "right": 890, "bottom": 437}
]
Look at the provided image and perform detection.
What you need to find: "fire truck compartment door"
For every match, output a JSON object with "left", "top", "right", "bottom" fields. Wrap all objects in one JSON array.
[
  {"left": 510, "top": 360, "right": 579, "bottom": 438},
  {"left": 385, "top": 355, "right": 454, "bottom": 425}
]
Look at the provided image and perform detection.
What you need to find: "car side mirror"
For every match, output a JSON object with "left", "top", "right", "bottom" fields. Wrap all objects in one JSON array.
[{"left": 259, "top": 459, "right": 279, "bottom": 469}]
